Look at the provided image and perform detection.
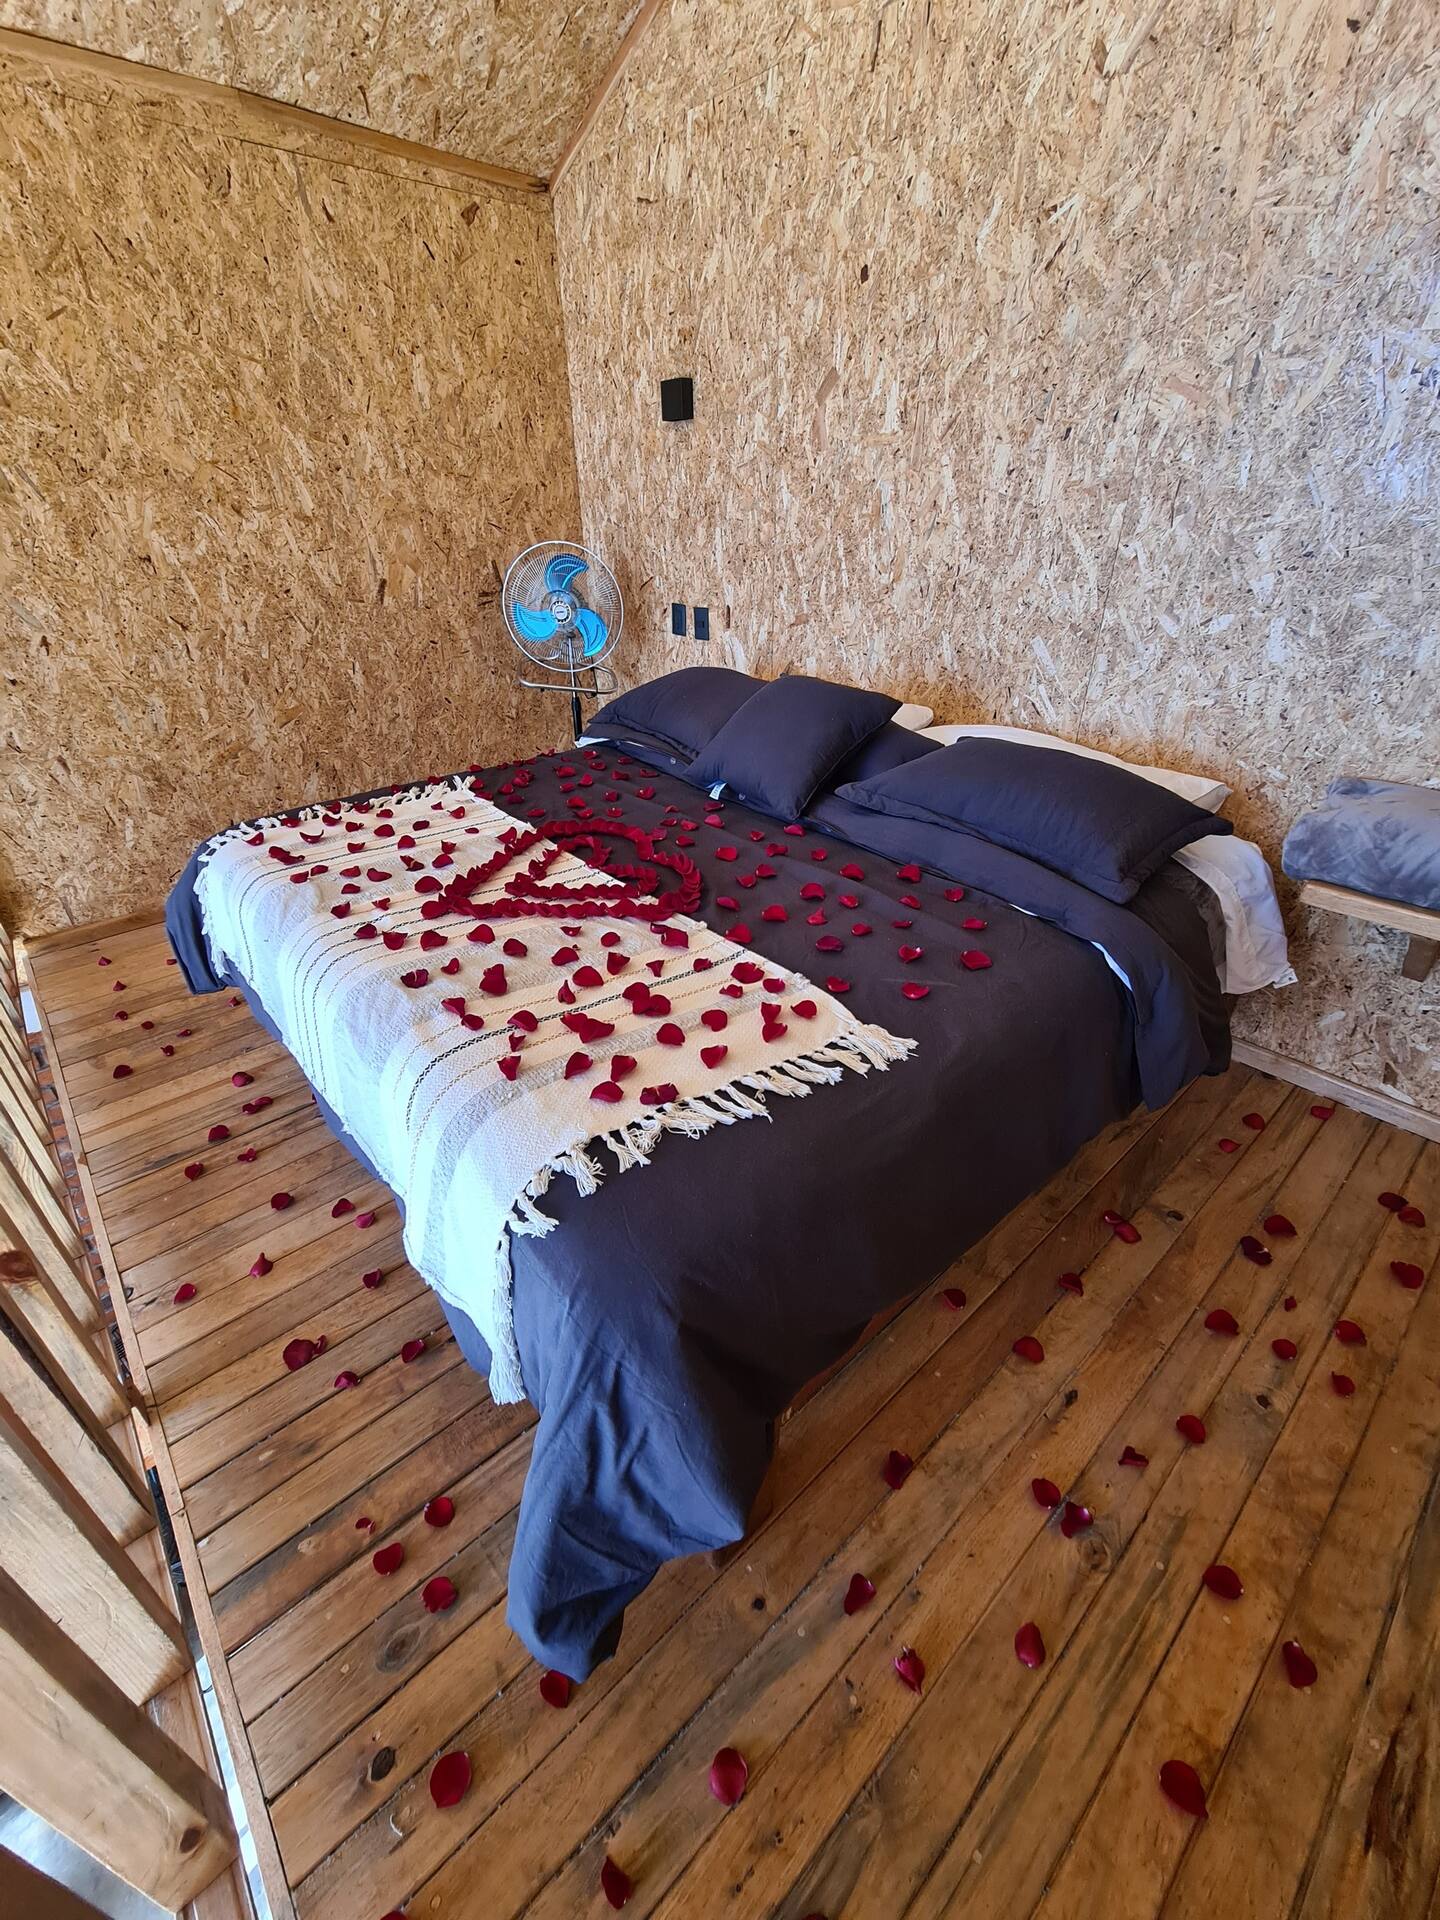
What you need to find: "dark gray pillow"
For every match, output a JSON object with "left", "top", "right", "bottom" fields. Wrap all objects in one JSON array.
[
  {"left": 839, "top": 736, "right": 1231, "bottom": 903},
  {"left": 1282, "top": 776, "right": 1440, "bottom": 910},
  {"left": 586, "top": 667, "right": 761, "bottom": 762},
  {"left": 686, "top": 675, "right": 899, "bottom": 818}
]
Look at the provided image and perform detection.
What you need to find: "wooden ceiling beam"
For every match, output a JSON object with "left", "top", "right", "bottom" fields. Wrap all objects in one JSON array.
[{"left": 549, "top": 0, "right": 671, "bottom": 192}]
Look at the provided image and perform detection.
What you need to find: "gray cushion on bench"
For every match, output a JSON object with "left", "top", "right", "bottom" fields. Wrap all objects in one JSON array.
[{"left": 1282, "top": 777, "right": 1440, "bottom": 911}]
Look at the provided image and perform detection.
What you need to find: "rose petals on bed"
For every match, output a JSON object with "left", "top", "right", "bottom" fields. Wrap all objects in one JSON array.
[
  {"left": 399, "top": 968, "right": 430, "bottom": 989},
  {"left": 815, "top": 935, "right": 844, "bottom": 953},
  {"left": 1118, "top": 1445, "right": 1149, "bottom": 1468},
  {"left": 825, "top": 976, "right": 852, "bottom": 994},
  {"left": 1031, "top": 1478, "right": 1062, "bottom": 1510},
  {"left": 800, "top": 882, "right": 826, "bottom": 901},
  {"left": 894, "top": 1646, "right": 925, "bottom": 1693},
  {"left": 1175, "top": 1413, "right": 1207, "bottom": 1445},
  {"left": 1239, "top": 1235, "right": 1271, "bottom": 1265},
  {"left": 1331, "top": 1372, "right": 1356, "bottom": 1397},
  {"left": 640, "top": 1084, "right": 678, "bottom": 1106},
  {"left": 897, "top": 944, "right": 923, "bottom": 962},
  {"left": 480, "top": 964, "right": 509, "bottom": 995},
  {"left": 1333, "top": 1319, "right": 1366, "bottom": 1346},
  {"left": 173, "top": 1282, "right": 198, "bottom": 1304},
  {"left": 715, "top": 845, "right": 738, "bottom": 862},
  {"left": 882, "top": 1450, "right": 914, "bottom": 1490},
  {"left": 1159, "top": 1759, "right": 1209, "bottom": 1818},
  {"left": 1204, "top": 1308, "right": 1239, "bottom": 1336},
  {"left": 401, "top": 1337, "right": 426, "bottom": 1363},
  {"left": 960, "top": 950, "right": 992, "bottom": 971},
  {"left": 282, "top": 1337, "right": 320, "bottom": 1370},
  {"left": 1264, "top": 1214, "right": 1297, "bottom": 1238},
  {"left": 1060, "top": 1502, "right": 1093, "bottom": 1539},
  {"left": 1282, "top": 1639, "right": 1319, "bottom": 1688},
  {"left": 843, "top": 1573, "right": 877, "bottom": 1615},
  {"left": 709, "top": 1747, "right": 749, "bottom": 1806},
  {"left": 382, "top": 931, "right": 408, "bottom": 953},
  {"left": 1012, "top": 1335, "right": 1044, "bottom": 1364},
  {"left": 1392, "top": 1261, "right": 1424, "bottom": 1289},
  {"left": 591, "top": 1082, "right": 624, "bottom": 1104},
  {"left": 1202, "top": 1563, "right": 1243, "bottom": 1600},
  {"left": 428, "top": 1751, "right": 471, "bottom": 1808},
  {"left": 601, "top": 1855, "right": 633, "bottom": 1909},
  {"left": 901, "top": 983, "right": 930, "bottom": 1000},
  {"left": 1014, "top": 1622, "right": 1046, "bottom": 1669}
]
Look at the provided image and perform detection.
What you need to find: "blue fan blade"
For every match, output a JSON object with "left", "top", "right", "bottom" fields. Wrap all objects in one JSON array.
[
  {"left": 544, "top": 553, "right": 589, "bottom": 594},
  {"left": 575, "top": 606, "right": 608, "bottom": 657},
  {"left": 513, "top": 601, "right": 559, "bottom": 641}
]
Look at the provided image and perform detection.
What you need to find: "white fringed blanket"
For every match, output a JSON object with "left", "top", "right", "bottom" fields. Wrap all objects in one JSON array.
[{"left": 195, "top": 779, "right": 916, "bottom": 1401}]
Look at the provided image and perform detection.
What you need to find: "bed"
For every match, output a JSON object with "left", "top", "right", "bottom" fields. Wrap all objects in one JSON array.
[{"left": 166, "top": 671, "right": 1242, "bottom": 1680}]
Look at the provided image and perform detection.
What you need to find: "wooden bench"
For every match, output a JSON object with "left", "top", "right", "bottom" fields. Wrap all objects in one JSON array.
[{"left": 1300, "top": 878, "right": 1440, "bottom": 982}]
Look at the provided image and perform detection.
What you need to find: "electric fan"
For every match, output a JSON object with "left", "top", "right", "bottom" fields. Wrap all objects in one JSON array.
[{"left": 501, "top": 541, "right": 623, "bottom": 743}]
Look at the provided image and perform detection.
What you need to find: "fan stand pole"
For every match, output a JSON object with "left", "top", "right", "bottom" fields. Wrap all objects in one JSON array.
[{"left": 569, "top": 662, "right": 583, "bottom": 746}]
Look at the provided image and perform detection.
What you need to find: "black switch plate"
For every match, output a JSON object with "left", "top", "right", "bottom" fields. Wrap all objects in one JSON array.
[
  {"left": 693, "top": 605, "right": 710, "bottom": 642},
  {"left": 660, "top": 377, "right": 694, "bottom": 422},
  {"left": 670, "top": 602, "right": 687, "bottom": 636}
]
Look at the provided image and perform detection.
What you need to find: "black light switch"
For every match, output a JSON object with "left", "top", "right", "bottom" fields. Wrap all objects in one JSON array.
[
  {"left": 671, "top": 602, "right": 687, "bottom": 636},
  {"left": 660, "top": 377, "right": 694, "bottom": 422},
  {"left": 693, "top": 605, "right": 710, "bottom": 642}
]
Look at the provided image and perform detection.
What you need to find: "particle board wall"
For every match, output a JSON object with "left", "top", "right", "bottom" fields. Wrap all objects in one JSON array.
[
  {"left": 0, "top": 0, "right": 644, "bottom": 176},
  {"left": 0, "top": 43, "right": 582, "bottom": 933},
  {"left": 553, "top": 0, "right": 1440, "bottom": 1119}
]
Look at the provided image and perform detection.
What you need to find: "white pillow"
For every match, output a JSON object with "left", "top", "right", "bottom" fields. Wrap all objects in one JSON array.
[
  {"left": 916, "top": 723, "right": 1230, "bottom": 812},
  {"left": 1174, "top": 836, "right": 1296, "bottom": 995},
  {"left": 892, "top": 702, "right": 935, "bottom": 731}
]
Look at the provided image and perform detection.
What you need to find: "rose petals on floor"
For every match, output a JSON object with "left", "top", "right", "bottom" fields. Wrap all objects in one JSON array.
[
  {"left": 1014, "top": 1621, "right": 1046, "bottom": 1669},
  {"left": 539, "top": 1670, "right": 572, "bottom": 1708},
  {"left": 1159, "top": 1759, "right": 1209, "bottom": 1818},
  {"left": 882, "top": 1450, "right": 914, "bottom": 1491},
  {"left": 708, "top": 1747, "right": 749, "bottom": 1805},
  {"left": 843, "top": 1573, "right": 877, "bottom": 1615},
  {"left": 428, "top": 1750, "right": 471, "bottom": 1808},
  {"left": 894, "top": 1646, "right": 925, "bottom": 1693},
  {"left": 601, "top": 1855, "right": 633, "bottom": 1908}
]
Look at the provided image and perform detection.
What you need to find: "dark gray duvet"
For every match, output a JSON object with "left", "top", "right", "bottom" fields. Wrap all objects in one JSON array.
[{"left": 167, "top": 748, "right": 1228, "bottom": 1678}]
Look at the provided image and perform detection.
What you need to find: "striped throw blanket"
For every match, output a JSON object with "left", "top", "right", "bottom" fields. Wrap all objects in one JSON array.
[{"left": 194, "top": 777, "right": 915, "bottom": 1402}]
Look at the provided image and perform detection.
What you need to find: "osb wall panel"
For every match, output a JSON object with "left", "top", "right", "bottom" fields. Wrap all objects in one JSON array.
[
  {"left": 554, "top": 0, "right": 1440, "bottom": 1118},
  {"left": 0, "top": 0, "right": 644, "bottom": 175},
  {"left": 0, "top": 47, "right": 581, "bottom": 933}
]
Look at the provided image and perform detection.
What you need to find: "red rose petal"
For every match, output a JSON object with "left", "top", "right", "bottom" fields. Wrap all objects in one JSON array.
[
  {"left": 428, "top": 1750, "right": 471, "bottom": 1808},
  {"left": 1159, "top": 1759, "right": 1209, "bottom": 1818},
  {"left": 183, "top": 1161, "right": 204, "bottom": 1181},
  {"left": 901, "top": 982, "right": 930, "bottom": 1000},
  {"left": 591, "top": 1082, "right": 623, "bottom": 1104},
  {"left": 882, "top": 1449, "right": 914, "bottom": 1490},
  {"left": 1205, "top": 1308, "right": 1239, "bottom": 1336},
  {"left": 332, "top": 1198, "right": 354, "bottom": 1217},
  {"left": 601, "top": 1855, "right": 633, "bottom": 1909},
  {"left": 423, "top": 1575, "right": 458, "bottom": 1613},
  {"left": 208, "top": 1123, "right": 230, "bottom": 1142},
  {"left": 270, "top": 1191, "right": 293, "bottom": 1211},
  {"left": 424, "top": 1495, "right": 455, "bottom": 1527},
  {"left": 825, "top": 975, "right": 851, "bottom": 993},
  {"left": 1282, "top": 1639, "right": 1318, "bottom": 1688},
  {"left": 1014, "top": 1621, "right": 1046, "bottom": 1669},
  {"left": 362, "top": 1267, "right": 385, "bottom": 1289},
  {"left": 1057, "top": 1271, "right": 1084, "bottom": 1296},
  {"left": 1118, "top": 1445, "right": 1149, "bottom": 1468},
  {"left": 897, "top": 863, "right": 921, "bottom": 882},
  {"left": 897, "top": 944, "right": 924, "bottom": 962},
  {"left": 372, "top": 1542, "right": 405, "bottom": 1575},
  {"left": 960, "top": 950, "right": 992, "bottom": 971},
  {"left": 1202, "top": 1563, "right": 1243, "bottom": 1600},
  {"left": 250, "top": 1252, "right": 272, "bottom": 1277},
  {"left": 172, "top": 1282, "right": 198, "bottom": 1304},
  {"left": 1239, "top": 1235, "right": 1272, "bottom": 1266},
  {"left": 1334, "top": 1319, "right": 1366, "bottom": 1346},
  {"left": 1331, "top": 1372, "right": 1356, "bottom": 1397},
  {"left": 498, "top": 1055, "right": 520, "bottom": 1082},
  {"left": 1176, "top": 1413, "right": 1207, "bottom": 1445},
  {"left": 791, "top": 998, "right": 817, "bottom": 1019},
  {"left": 112, "top": 1064, "right": 132, "bottom": 1079},
  {"left": 1264, "top": 1214, "right": 1297, "bottom": 1238},
  {"left": 1217, "top": 1137, "right": 1239, "bottom": 1153},
  {"left": 1012, "top": 1334, "right": 1044, "bottom": 1364},
  {"left": 800, "top": 882, "right": 825, "bottom": 901},
  {"left": 1399, "top": 1205, "right": 1426, "bottom": 1228},
  {"left": 656, "top": 1022, "right": 685, "bottom": 1046},
  {"left": 944, "top": 886, "right": 966, "bottom": 902},
  {"left": 539, "top": 1669, "right": 572, "bottom": 1708},
  {"left": 1378, "top": 1191, "right": 1407, "bottom": 1211},
  {"left": 1310, "top": 1104, "right": 1334, "bottom": 1121},
  {"left": 816, "top": 935, "right": 844, "bottom": 953},
  {"left": 1391, "top": 1261, "right": 1424, "bottom": 1289},
  {"left": 940, "top": 1285, "right": 966, "bottom": 1311},
  {"left": 894, "top": 1645, "right": 925, "bottom": 1693},
  {"left": 1271, "top": 1337, "right": 1298, "bottom": 1360},
  {"left": 701, "top": 1008, "right": 728, "bottom": 1032},
  {"left": 1242, "top": 1112, "right": 1266, "bottom": 1132},
  {"left": 354, "top": 1515, "right": 374, "bottom": 1532},
  {"left": 355, "top": 1211, "right": 376, "bottom": 1228},
  {"left": 1060, "top": 1501, "right": 1093, "bottom": 1539},
  {"left": 1032, "top": 1477, "right": 1062, "bottom": 1509},
  {"left": 564, "top": 1051, "right": 593, "bottom": 1079},
  {"left": 1284, "top": 1294, "right": 1298, "bottom": 1311},
  {"left": 843, "top": 1573, "right": 877, "bottom": 1614},
  {"left": 231, "top": 1072, "right": 252, "bottom": 1088},
  {"left": 700, "top": 1044, "right": 729, "bottom": 1069},
  {"left": 282, "top": 1337, "right": 318, "bottom": 1370},
  {"left": 332, "top": 1370, "right": 359, "bottom": 1390},
  {"left": 709, "top": 1746, "right": 748, "bottom": 1806},
  {"left": 401, "top": 1337, "right": 426, "bottom": 1363}
]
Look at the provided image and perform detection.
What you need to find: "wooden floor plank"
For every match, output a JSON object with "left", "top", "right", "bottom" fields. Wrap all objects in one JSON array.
[{"left": 27, "top": 915, "right": 1440, "bottom": 1920}]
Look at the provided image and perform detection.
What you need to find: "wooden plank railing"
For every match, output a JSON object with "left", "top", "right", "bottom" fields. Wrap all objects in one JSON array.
[{"left": 0, "top": 917, "right": 242, "bottom": 1915}]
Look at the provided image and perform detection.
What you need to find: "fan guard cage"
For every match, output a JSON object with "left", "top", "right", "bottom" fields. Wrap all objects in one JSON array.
[{"left": 501, "top": 541, "right": 623, "bottom": 673}]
